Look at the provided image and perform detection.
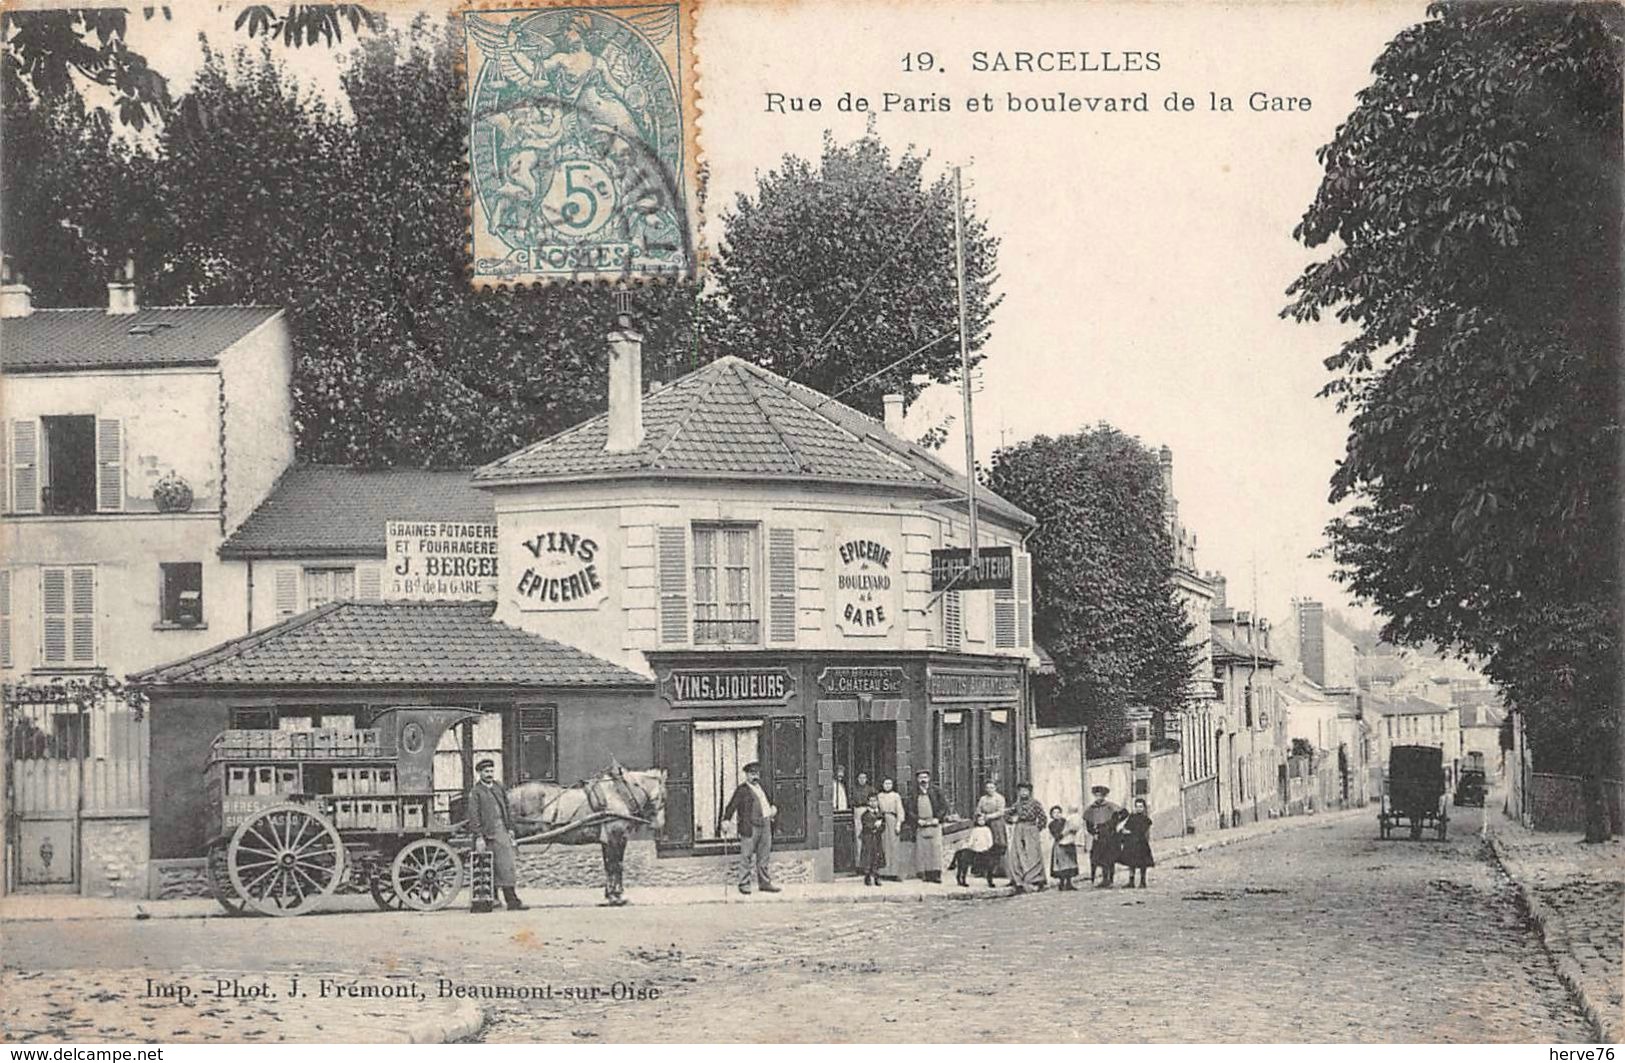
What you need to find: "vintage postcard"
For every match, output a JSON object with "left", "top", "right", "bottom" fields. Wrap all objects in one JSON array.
[{"left": 0, "top": 0, "right": 1618, "bottom": 1050}]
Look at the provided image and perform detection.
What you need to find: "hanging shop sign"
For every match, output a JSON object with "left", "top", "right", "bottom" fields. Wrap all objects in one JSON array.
[
  {"left": 385, "top": 521, "right": 500, "bottom": 601},
  {"left": 816, "top": 666, "right": 906, "bottom": 697},
  {"left": 927, "top": 667, "right": 1022, "bottom": 703},
  {"left": 834, "top": 533, "right": 896, "bottom": 636},
  {"left": 929, "top": 546, "right": 1014, "bottom": 592},
  {"left": 507, "top": 524, "right": 610, "bottom": 611},
  {"left": 661, "top": 668, "right": 796, "bottom": 707}
]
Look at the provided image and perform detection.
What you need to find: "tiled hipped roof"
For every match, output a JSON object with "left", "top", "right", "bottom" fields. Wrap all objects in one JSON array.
[
  {"left": 220, "top": 465, "right": 494, "bottom": 559},
  {"left": 475, "top": 355, "right": 1035, "bottom": 528},
  {"left": 2, "top": 306, "right": 282, "bottom": 372},
  {"left": 133, "top": 600, "right": 650, "bottom": 688},
  {"left": 1212, "top": 631, "right": 1281, "bottom": 666}
]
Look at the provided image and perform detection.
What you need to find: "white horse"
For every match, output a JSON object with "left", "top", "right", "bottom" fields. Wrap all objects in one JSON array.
[{"left": 507, "top": 764, "right": 667, "bottom": 905}]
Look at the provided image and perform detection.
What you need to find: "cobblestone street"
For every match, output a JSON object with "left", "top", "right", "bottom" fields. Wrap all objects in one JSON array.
[{"left": 1, "top": 810, "right": 1599, "bottom": 1042}]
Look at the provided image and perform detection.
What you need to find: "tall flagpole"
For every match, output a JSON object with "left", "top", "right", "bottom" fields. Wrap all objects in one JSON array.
[{"left": 954, "top": 166, "right": 979, "bottom": 563}]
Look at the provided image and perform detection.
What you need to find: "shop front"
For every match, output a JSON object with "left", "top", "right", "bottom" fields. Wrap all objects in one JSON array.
[{"left": 647, "top": 652, "right": 1027, "bottom": 882}]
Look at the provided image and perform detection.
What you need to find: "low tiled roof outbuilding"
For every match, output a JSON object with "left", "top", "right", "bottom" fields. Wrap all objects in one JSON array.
[
  {"left": 133, "top": 600, "right": 650, "bottom": 688},
  {"left": 2, "top": 306, "right": 282, "bottom": 372}
]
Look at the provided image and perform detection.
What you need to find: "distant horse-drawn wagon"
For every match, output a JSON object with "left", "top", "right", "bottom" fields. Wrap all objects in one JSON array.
[{"left": 1378, "top": 744, "right": 1450, "bottom": 841}]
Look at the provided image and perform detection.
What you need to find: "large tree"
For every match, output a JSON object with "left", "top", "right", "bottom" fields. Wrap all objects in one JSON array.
[
  {"left": 984, "top": 426, "right": 1197, "bottom": 756},
  {"left": 706, "top": 132, "right": 1002, "bottom": 420},
  {"left": 1285, "top": 3, "right": 1622, "bottom": 838}
]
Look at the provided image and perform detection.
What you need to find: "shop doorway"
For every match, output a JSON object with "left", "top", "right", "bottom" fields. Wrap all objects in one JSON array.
[{"left": 831, "top": 721, "right": 896, "bottom": 874}]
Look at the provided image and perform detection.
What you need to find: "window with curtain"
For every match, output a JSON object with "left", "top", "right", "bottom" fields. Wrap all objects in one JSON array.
[
  {"left": 692, "top": 524, "right": 759, "bottom": 645},
  {"left": 303, "top": 567, "right": 356, "bottom": 610},
  {"left": 691, "top": 720, "right": 760, "bottom": 843}
]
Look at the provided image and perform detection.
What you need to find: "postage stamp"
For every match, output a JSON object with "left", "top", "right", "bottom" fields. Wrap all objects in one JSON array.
[{"left": 462, "top": 1, "right": 699, "bottom": 285}]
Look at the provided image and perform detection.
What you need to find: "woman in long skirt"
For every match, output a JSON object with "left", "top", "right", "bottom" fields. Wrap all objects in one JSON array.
[
  {"left": 876, "top": 777, "right": 904, "bottom": 880},
  {"left": 974, "top": 780, "right": 1008, "bottom": 886},
  {"left": 1004, "top": 782, "right": 1049, "bottom": 893}
]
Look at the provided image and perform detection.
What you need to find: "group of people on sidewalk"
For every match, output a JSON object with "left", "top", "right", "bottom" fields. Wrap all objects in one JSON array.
[{"left": 954, "top": 781, "right": 1156, "bottom": 892}]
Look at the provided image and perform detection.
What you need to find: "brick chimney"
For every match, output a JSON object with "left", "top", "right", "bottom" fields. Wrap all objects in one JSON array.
[
  {"left": 605, "top": 309, "right": 643, "bottom": 453},
  {"left": 1297, "top": 599, "right": 1326, "bottom": 686},
  {"left": 107, "top": 258, "right": 137, "bottom": 315},
  {"left": 0, "top": 258, "right": 31, "bottom": 319},
  {"left": 882, "top": 393, "right": 905, "bottom": 435}
]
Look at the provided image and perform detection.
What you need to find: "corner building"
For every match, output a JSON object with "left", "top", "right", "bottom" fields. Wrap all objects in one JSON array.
[{"left": 476, "top": 345, "right": 1038, "bottom": 882}]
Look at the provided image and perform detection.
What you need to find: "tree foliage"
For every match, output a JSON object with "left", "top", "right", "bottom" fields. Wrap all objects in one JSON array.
[
  {"left": 1, "top": 6, "right": 377, "bottom": 127},
  {"left": 984, "top": 426, "right": 1196, "bottom": 756},
  {"left": 707, "top": 132, "right": 1002, "bottom": 418},
  {"left": 1285, "top": 3, "right": 1622, "bottom": 830}
]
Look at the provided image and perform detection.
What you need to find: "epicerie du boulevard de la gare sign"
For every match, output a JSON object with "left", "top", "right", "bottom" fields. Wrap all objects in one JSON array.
[
  {"left": 661, "top": 668, "right": 796, "bottom": 706},
  {"left": 385, "top": 521, "right": 500, "bottom": 601}
]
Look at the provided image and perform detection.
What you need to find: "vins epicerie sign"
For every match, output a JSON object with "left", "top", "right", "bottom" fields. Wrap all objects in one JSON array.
[
  {"left": 661, "top": 668, "right": 795, "bottom": 706},
  {"left": 509, "top": 525, "right": 610, "bottom": 611}
]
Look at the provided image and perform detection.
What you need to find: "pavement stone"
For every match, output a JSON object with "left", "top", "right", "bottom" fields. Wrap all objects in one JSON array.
[{"left": 1485, "top": 810, "right": 1624, "bottom": 1043}]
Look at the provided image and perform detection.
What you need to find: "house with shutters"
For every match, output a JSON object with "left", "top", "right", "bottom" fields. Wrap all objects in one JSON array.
[
  {"left": 0, "top": 270, "right": 293, "bottom": 897},
  {"left": 472, "top": 320, "right": 1039, "bottom": 883}
]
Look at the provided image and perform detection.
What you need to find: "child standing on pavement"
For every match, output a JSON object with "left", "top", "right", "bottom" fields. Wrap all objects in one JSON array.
[
  {"left": 859, "top": 792, "right": 887, "bottom": 886},
  {"left": 1118, "top": 797, "right": 1155, "bottom": 888},
  {"left": 1048, "top": 805, "right": 1081, "bottom": 890}
]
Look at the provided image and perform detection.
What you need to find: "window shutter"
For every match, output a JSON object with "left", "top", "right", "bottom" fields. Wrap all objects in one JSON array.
[
  {"left": 11, "top": 420, "right": 38, "bottom": 514},
  {"left": 767, "top": 527, "right": 796, "bottom": 643},
  {"left": 657, "top": 525, "right": 688, "bottom": 645},
  {"left": 1016, "top": 553, "right": 1032, "bottom": 648},
  {"left": 274, "top": 568, "right": 299, "bottom": 621},
  {"left": 0, "top": 570, "right": 11, "bottom": 668},
  {"left": 994, "top": 578, "right": 1016, "bottom": 649},
  {"left": 943, "top": 590, "right": 962, "bottom": 650},
  {"left": 41, "top": 567, "right": 67, "bottom": 665},
  {"left": 70, "top": 566, "right": 95, "bottom": 664},
  {"left": 0, "top": 421, "right": 9, "bottom": 514},
  {"left": 356, "top": 564, "right": 382, "bottom": 601},
  {"left": 765, "top": 715, "right": 807, "bottom": 843},
  {"left": 653, "top": 719, "right": 693, "bottom": 849},
  {"left": 95, "top": 418, "right": 124, "bottom": 512}
]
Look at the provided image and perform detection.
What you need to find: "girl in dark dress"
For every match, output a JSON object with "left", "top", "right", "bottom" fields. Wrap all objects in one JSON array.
[
  {"left": 858, "top": 793, "right": 887, "bottom": 886},
  {"left": 1118, "top": 797, "right": 1155, "bottom": 888}
]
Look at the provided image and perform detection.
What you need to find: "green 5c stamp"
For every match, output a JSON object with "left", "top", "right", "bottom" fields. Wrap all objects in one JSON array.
[{"left": 464, "top": 3, "right": 697, "bottom": 284}]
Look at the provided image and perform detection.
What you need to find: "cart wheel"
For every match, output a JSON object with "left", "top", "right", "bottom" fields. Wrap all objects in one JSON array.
[
  {"left": 227, "top": 804, "right": 344, "bottom": 917},
  {"left": 207, "top": 841, "right": 248, "bottom": 916},
  {"left": 391, "top": 839, "right": 463, "bottom": 911},
  {"left": 370, "top": 868, "right": 407, "bottom": 911}
]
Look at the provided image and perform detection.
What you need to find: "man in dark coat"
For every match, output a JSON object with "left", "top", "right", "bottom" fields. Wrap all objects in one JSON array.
[
  {"left": 1082, "top": 784, "right": 1123, "bottom": 887},
  {"left": 901, "top": 769, "right": 950, "bottom": 883},
  {"left": 466, "top": 758, "right": 527, "bottom": 911},
  {"left": 722, "top": 761, "right": 781, "bottom": 895}
]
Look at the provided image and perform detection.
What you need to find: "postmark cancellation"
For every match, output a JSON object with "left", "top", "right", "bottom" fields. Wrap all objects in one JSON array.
[{"left": 463, "top": 1, "right": 699, "bottom": 285}]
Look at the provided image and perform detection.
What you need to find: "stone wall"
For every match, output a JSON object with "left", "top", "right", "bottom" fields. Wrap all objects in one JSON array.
[
  {"left": 80, "top": 816, "right": 148, "bottom": 898},
  {"left": 152, "top": 858, "right": 211, "bottom": 900}
]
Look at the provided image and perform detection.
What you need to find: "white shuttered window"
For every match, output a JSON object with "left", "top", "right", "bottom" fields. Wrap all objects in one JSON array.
[{"left": 41, "top": 565, "right": 95, "bottom": 667}]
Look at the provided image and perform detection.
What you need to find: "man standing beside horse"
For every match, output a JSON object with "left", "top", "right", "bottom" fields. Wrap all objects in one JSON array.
[
  {"left": 722, "top": 761, "right": 781, "bottom": 895},
  {"left": 467, "top": 758, "right": 528, "bottom": 912}
]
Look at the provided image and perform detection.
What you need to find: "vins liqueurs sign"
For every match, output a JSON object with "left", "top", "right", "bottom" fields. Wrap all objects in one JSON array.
[
  {"left": 511, "top": 526, "right": 609, "bottom": 610},
  {"left": 836, "top": 534, "right": 894, "bottom": 636}
]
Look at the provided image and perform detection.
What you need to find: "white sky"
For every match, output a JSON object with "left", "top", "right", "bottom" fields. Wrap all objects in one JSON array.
[{"left": 117, "top": 0, "right": 1429, "bottom": 630}]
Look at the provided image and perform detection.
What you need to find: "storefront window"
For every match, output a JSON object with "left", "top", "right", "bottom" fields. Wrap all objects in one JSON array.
[{"left": 691, "top": 719, "right": 760, "bottom": 842}]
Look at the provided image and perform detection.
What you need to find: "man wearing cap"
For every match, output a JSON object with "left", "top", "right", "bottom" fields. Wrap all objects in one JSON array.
[
  {"left": 722, "top": 761, "right": 781, "bottom": 895},
  {"left": 902, "top": 769, "right": 949, "bottom": 883},
  {"left": 467, "top": 758, "right": 527, "bottom": 911},
  {"left": 1082, "top": 784, "right": 1123, "bottom": 887}
]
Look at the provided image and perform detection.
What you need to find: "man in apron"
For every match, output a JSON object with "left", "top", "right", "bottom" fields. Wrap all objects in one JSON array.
[
  {"left": 904, "top": 769, "right": 948, "bottom": 883},
  {"left": 467, "top": 758, "right": 527, "bottom": 911}
]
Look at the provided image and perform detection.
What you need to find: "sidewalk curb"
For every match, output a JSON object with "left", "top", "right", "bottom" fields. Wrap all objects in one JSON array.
[
  {"left": 406, "top": 1000, "right": 485, "bottom": 1044},
  {"left": 1159, "top": 805, "right": 1370, "bottom": 864},
  {"left": 1483, "top": 828, "right": 1617, "bottom": 1045}
]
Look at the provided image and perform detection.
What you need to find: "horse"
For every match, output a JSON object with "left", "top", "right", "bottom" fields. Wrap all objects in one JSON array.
[{"left": 506, "top": 763, "right": 667, "bottom": 905}]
